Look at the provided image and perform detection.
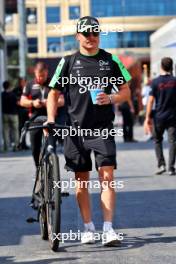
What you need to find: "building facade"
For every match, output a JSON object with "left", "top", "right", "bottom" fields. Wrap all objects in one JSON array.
[
  {"left": 5, "top": 0, "right": 176, "bottom": 59},
  {"left": 0, "top": 0, "right": 6, "bottom": 79},
  {"left": 150, "top": 19, "right": 176, "bottom": 77},
  {"left": 0, "top": 0, "right": 6, "bottom": 150}
]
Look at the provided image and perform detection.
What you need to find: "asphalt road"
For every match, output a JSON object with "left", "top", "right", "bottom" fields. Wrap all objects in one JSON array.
[{"left": 0, "top": 126, "right": 176, "bottom": 264}]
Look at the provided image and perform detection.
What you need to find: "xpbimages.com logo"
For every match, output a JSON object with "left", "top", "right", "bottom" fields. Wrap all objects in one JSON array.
[
  {"left": 52, "top": 126, "right": 124, "bottom": 140},
  {"left": 53, "top": 179, "right": 125, "bottom": 192},
  {"left": 51, "top": 230, "right": 124, "bottom": 243},
  {"left": 53, "top": 24, "right": 124, "bottom": 36},
  {"left": 56, "top": 74, "right": 123, "bottom": 91}
]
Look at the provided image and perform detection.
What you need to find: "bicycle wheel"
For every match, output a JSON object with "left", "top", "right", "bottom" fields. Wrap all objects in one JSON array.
[
  {"left": 39, "top": 205, "right": 48, "bottom": 240},
  {"left": 45, "top": 153, "right": 61, "bottom": 251},
  {"left": 38, "top": 163, "right": 48, "bottom": 240}
]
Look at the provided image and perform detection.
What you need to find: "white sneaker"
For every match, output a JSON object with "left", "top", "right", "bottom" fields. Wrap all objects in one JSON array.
[
  {"left": 81, "top": 230, "right": 95, "bottom": 244},
  {"left": 155, "top": 165, "right": 166, "bottom": 175},
  {"left": 102, "top": 228, "right": 121, "bottom": 246}
]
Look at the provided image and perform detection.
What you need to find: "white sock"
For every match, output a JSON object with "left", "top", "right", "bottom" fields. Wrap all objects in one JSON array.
[
  {"left": 84, "top": 221, "right": 95, "bottom": 232},
  {"left": 103, "top": 221, "right": 112, "bottom": 232}
]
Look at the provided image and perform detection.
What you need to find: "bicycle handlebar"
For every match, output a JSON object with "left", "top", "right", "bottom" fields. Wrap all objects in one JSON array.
[
  {"left": 19, "top": 116, "right": 70, "bottom": 148},
  {"left": 28, "top": 123, "right": 70, "bottom": 131}
]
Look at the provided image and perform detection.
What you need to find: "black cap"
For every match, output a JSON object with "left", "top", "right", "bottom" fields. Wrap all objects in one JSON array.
[{"left": 77, "top": 16, "right": 100, "bottom": 33}]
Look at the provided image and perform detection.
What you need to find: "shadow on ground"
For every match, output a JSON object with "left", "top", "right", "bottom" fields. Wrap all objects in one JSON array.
[
  {"left": 0, "top": 256, "right": 79, "bottom": 264},
  {"left": 0, "top": 189, "right": 176, "bottom": 247}
]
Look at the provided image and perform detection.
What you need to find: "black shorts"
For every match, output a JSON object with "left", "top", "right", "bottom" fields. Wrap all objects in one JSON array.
[{"left": 63, "top": 134, "right": 117, "bottom": 172}]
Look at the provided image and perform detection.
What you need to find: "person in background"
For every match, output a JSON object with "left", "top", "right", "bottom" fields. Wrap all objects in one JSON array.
[
  {"left": 144, "top": 57, "right": 176, "bottom": 175},
  {"left": 14, "top": 77, "right": 29, "bottom": 150},
  {"left": 20, "top": 62, "right": 64, "bottom": 168},
  {"left": 20, "top": 62, "right": 50, "bottom": 167},
  {"left": 118, "top": 98, "right": 138, "bottom": 143},
  {"left": 2, "top": 80, "right": 19, "bottom": 151}
]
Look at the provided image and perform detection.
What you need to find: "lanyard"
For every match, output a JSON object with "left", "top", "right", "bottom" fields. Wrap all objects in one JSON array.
[{"left": 40, "top": 87, "right": 45, "bottom": 101}]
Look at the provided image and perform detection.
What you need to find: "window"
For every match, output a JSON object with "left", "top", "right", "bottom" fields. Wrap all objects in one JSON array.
[
  {"left": 91, "top": 0, "right": 123, "bottom": 17},
  {"left": 100, "top": 32, "right": 119, "bottom": 49},
  {"left": 46, "top": 7, "right": 60, "bottom": 23},
  {"left": 28, "top": 38, "right": 38, "bottom": 53},
  {"left": 47, "top": 35, "right": 78, "bottom": 53},
  {"left": 100, "top": 31, "right": 153, "bottom": 49},
  {"left": 121, "top": 31, "right": 153, "bottom": 47},
  {"left": 47, "top": 37, "right": 61, "bottom": 53},
  {"left": 63, "top": 35, "right": 78, "bottom": 50},
  {"left": 26, "top": 8, "right": 37, "bottom": 24},
  {"left": 91, "top": 0, "right": 176, "bottom": 17},
  {"left": 69, "top": 6, "right": 80, "bottom": 19}
]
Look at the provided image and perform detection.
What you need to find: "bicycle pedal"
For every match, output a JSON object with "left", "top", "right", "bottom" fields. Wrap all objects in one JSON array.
[{"left": 61, "top": 192, "right": 69, "bottom": 197}]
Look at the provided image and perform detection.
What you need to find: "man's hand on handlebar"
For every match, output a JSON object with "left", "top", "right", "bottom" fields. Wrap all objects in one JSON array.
[{"left": 43, "top": 120, "right": 55, "bottom": 137}]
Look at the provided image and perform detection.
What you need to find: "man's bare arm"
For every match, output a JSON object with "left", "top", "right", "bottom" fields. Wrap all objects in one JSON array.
[
  {"left": 96, "top": 83, "right": 131, "bottom": 105},
  {"left": 144, "top": 95, "right": 155, "bottom": 134},
  {"left": 20, "top": 95, "right": 33, "bottom": 108},
  {"left": 145, "top": 95, "right": 154, "bottom": 120},
  {"left": 20, "top": 95, "right": 44, "bottom": 109},
  {"left": 47, "top": 89, "right": 60, "bottom": 122}
]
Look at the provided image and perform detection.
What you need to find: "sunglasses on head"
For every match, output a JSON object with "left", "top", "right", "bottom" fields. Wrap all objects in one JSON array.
[{"left": 81, "top": 31, "right": 100, "bottom": 37}]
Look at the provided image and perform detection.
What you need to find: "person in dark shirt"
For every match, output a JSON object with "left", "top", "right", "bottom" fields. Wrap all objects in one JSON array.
[
  {"left": 20, "top": 62, "right": 64, "bottom": 167},
  {"left": 20, "top": 62, "right": 50, "bottom": 167},
  {"left": 46, "top": 16, "right": 131, "bottom": 246},
  {"left": 2, "top": 80, "right": 19, "bottom": 151},
  {"left": 144, "top": 57, "right": 176, "bottom": 175},
  {"left": 118, "top": 98, "right": 137, "bottom": 142}
]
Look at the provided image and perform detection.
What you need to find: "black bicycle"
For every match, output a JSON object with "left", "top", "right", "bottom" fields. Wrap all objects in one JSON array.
[{"left": 19, "top": 116, "right": 69, "bottom": 251}]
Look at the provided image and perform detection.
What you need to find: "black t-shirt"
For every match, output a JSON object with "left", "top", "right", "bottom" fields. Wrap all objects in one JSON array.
[
  {"left": 49, "top": 49, "right": 131, "bottom": 129},
  {"left": 2, "top": 91, "right": 18, "bottom": 115},
  {"left": 150, "top": 75, "right": 176, "bottom": 122},
  {"left": 14, "top": 86, "right": 27, "bottom": 114},
  {"left": 14, "top": 86, "right": 23, "bottom": 100},
  {"left": 22, "top": 79, "right": 50, "bottom": 117}
]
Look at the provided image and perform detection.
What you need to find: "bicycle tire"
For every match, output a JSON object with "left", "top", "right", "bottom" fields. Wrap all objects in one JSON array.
[
  {"left": 39, "top": 206, "right": 48, "bottom": 240},
  {"left": 45, "top": 153, "right": 61, "bottom": 251},
  {"left": 38, "top": 163, "right": 48, "bottom": 240}
]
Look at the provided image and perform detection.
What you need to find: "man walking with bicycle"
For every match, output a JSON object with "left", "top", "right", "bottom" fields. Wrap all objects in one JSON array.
[{"left": 47, "top": 16, "right": 131, "bottom": 246}]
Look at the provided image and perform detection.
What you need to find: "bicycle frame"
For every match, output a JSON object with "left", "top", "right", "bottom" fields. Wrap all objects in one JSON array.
[{"left": 20, "top": 116, "right": 69, "bottom": 251}]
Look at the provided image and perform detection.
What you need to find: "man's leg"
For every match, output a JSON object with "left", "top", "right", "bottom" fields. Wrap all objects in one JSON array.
[
  {"left": 98, "top": 166, "right": 115, "bottom": 222},
  {"left": 10, "top": 114, "right": 19, "bottom": 149},
  {"left": 153, "top": 122, "right": 166, "bottom": 169},
  {"left": 19, "top": 109, "right": 28, "bottom": 148},
  {"left": 98, "top": 165, "right": 121, "bottom": 245},
  {"left": 64, "top": 135, "right": 94, "bottom": 243},
  {"left": 75, "top": 171, "right": 95, "bottom": 244},
  {"left": 121, "top": 109, "right": 129, "bottom": 141},
  {"left": 167, "top": 125, "right": 176, "bottom": 173},
  {"left": 128, "top": 111, "right": 134, "bottom": 141},
  {"left": 64, "top": 135, "right": 92, "bottom": 223},
  {"left": 3, "top": 114, "right": 10, "bottom": 151},
  {"left": 75, "top": 171, "right": 92, "bottom": 223},
  {"left": 30, "top": 129, "right": 43, "bottom": 167}
]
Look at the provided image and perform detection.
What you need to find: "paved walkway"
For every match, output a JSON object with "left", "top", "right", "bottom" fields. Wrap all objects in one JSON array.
[{"left": 0, "top": 126, "right": 175, "bottom": 264}]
